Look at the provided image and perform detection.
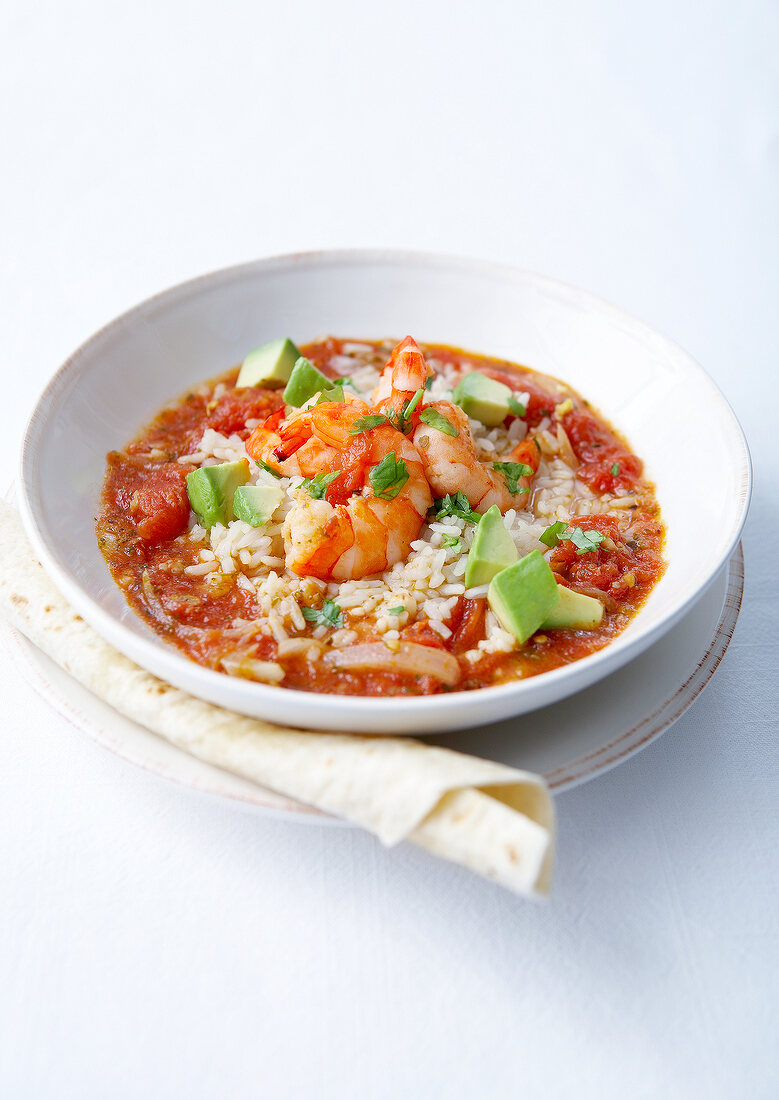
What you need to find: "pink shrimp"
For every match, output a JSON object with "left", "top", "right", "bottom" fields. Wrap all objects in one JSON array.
[
  {"left": 415, "top": 401, "right": 541, "bottom": 512},
  {"left": 276, "top": 399, "right": 432, "bottom": 581},
  {"left": 371, "top": 336, "right": 431, "bottom": 421},
  {"left": 374, "top": 337, "right": 540, "bottom": 513}
]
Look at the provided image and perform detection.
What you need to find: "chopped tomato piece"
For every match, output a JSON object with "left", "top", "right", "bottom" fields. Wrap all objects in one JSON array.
[
  {"left": 448, "top": 597, "right": 487, "bottom": 654},
  {"left": 402, "top": 620, "right": 447, "bottom": 649},
  {"left": 207, "top": 387, "right": 283, "bottom": 435},
  {"left": 128, "top": 463, "right": 190, "bottom": 542},
  {"left": 550, "top": 515, "right": 661, "bottom": 601},
  {"left": 563, "top": 408, "right": 642, "bottom": 493}
]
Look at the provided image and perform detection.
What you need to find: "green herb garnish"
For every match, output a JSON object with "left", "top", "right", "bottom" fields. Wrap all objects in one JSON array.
[
  {"left": 385, "top": 388, "right": 425, "bottom": 434},
  {"left": 492, "top": 461, "right": 533, "bottom": 495},
  {"left": 302, "top": 471, "right": 341, "bottom": 499},
  {"left": 404, "top": 388, "right": 424, "bottom": 418},
  {"left": 419, "top": 408, "right": 458, "bottom": 436},
  {"left": 349, "top": 414, "right": 389, "bottom": 435},
  {"left": 315, "top": 385, "right": 344, "bottom": 405},
  {"left": 539, "top": 523, "right": 606, "bottom": 554},
  {"left": 388, "top": 606, "right": 405, "bottom": 615},
  {"left": 508, "top": 395, "right": 527, "bottom": 418},
  {"left": 441, "top": 534, "right": 463, "bottom": 552},
  {"left": 424, "top": 375, "right": 434, "bottom": 391},
  {"left": 610, "top": 462, "right": 620, "bottom": 477},
  {"left": 301, "top": 599, "right": 344, "bottom": 629},
  {"left": 432, "top": 492, "right": 481, "bottom": 524},
  {"left": 562, "top": 526, "right": 607, "bottom": 554},
  {"left": 539, "top": 520, "right": 568, "bottom": 548},
  {"left": 255, "top": 458, "right": 281, "bottom": 480},
  {"left": 387, "top": 388, "right": 425, "bottom": 433},
  {"left": 369, "top": 452, "right": 409, "bottom": 500}
]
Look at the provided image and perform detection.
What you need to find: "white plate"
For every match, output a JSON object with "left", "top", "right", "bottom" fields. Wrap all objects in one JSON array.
[
  {"left": 0, "top": 547, "right": 743, "bottom": 821},
  {"left": 17, "top": 251, "right": 751, "bottom": 732}
]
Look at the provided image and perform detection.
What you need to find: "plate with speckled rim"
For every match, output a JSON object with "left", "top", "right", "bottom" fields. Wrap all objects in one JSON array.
[
  {"left": 0, "top": 546, "right": 743, "bottom": 823},
  {"left": 17, "top": 252, "right": 751, "bottom": 733}
]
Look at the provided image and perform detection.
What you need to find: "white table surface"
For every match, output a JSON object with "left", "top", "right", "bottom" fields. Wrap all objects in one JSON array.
[{"left": 1, "top": 2, "right": 776, "bottom": 1097}]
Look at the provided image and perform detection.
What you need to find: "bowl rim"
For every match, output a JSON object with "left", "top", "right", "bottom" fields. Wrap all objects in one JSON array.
[{"left": 17, "top": 248, "right": 753, "bottom": 723}]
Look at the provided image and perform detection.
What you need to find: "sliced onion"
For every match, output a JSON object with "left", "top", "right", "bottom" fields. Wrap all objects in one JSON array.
[
  {"left": 326, "top": 641, "right": 461, "bottom": 686},
  {"left": 276, "top": 638, "right": 326, "bottom": 661},
  {"left": 556, "top": 424, "right": 578, "bottom": 468},
  {"left": 220, "top": 654, "right": 285, "bottom": 684}
]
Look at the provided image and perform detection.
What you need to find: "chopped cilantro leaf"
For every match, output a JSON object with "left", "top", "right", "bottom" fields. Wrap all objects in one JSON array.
[
  {"left": 404, "top": 388, "right": 424, "bottom": 419},
  {"left": 492, "top": 461, "right": 533, "bottom": 495},
  {"left": 441, "top": 534, "right": 462, "bottom": 552},
  {"left": 255, "top": 458, "right": 281, "bottom": 479},
  {"left": 610, "top": 462, "right": 620, "bottom": 476},
  {"left": 302, "top": 471, "right": 341, "bottom": 499},
  {"left": 424, "top": 375, "right": 434, "bottom": 391},
  {"left": 369, "top": 452, "right": 409, "bottom": 500},
  {"left": 539, "top": 522, "right": 606, "bottom": 554},
  {"left": 388, "top": 606, "right": 405, "bottom": 615},
  {"left": 338, "top": 375, "right": 360, "bottom": 392},
  {"left": 539, "top": 521, "right": 567, "bottom": 548},
  {"left": 508, "top": 395, "right": 527, "bottom": 418},
  {"left": 349, "top": 414, "right": 389, "bottom": 434},
  {"left": 432, "top": 492, "right": 481, "bottom": 524},
  {"left": 419, "top": 408, "right": 458, "bottom": 436},
  {"left": 315, "top": 385, "right": 344, "bottom": 405},
  {"left": 539, "top": 407, "right": 551, "bottom": 417},
  {"left": 388, "top": 388, "right": 425, "bottom": 433},
  {"left": 563, "top": 526, "right": 607, "bottom": 554},
  {"left": 301, "top": 599, "right": 344, "bottom": 629}
]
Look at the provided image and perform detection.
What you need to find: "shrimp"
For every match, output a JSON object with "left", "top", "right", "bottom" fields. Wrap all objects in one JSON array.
[
  {"left": 413, "top": 401, "right": 534, "bottom": 511},
  {"left": 245, "top": 408, "right": 298, "bottom": 474},
  {"left": 372, "top": 335, "right": 431, "bottom": 420},
  {"left": 276, "top": 399, "right": 432, "bottom": 581},
  {"left": 246, "top": 404, "right": 351, "bottom": 480},
  {"left": 374, "top": 336, "right": 541, "bottom": 514}
]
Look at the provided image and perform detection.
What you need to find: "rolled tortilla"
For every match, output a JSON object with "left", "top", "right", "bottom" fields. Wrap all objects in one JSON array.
[{"left": 0, "top": 502, "right": 554, "bottom": 897}]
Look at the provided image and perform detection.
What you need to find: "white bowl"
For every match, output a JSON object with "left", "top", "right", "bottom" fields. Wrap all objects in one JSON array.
[{"left": 18, "top": 251, "right": 751, "bottom": 733}]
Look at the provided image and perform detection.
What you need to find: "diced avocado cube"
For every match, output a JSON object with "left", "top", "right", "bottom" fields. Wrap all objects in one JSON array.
[
  {"left": 487, "top": 549, "right": 561, "bottom": 645},
  {"left": 464, "top": 505, "right": 518, "bottom": 587},
  {"left": 541, "top": 584, "right": 604, "bottom": 630},
  {"left": 236, "top": 338, "right": 301, "bottom": 389},
  {"left": 186, "top": 460, "right": 250, "bottom": 528},
  {"left": 282, "top": 357, "right": 334, "bottom": 407},
  {"left": 453, "top": 372, "right": 513, "bottom": 427},
  {"left": 232, "top": 484, "right": 283, "bottom": 528}
]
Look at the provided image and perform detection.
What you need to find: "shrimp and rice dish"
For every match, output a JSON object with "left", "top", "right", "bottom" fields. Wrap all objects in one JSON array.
[{"left": 97, "top": 336, "right": 665, "bottom": 696}]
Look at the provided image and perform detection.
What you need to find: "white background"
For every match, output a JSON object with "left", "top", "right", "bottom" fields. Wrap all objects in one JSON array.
[{"left": 1, "top": 2, "right": 777, "bottom": 1097}]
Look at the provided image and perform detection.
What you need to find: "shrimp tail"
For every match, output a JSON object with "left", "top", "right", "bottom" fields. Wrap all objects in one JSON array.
[{"left": 372, "top": 336, "right": 432, "bottom": 419}]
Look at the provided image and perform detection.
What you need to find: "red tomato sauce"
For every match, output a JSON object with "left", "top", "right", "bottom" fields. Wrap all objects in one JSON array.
[{"left": 96, "top": 339, "right": 665, "bottom": 695}]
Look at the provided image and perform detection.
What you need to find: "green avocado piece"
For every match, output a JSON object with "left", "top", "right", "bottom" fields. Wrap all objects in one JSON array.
[
  {"left": 186, "top": 460, "right": 250, "bottom": 528},
  {"left": 283, "top": 357, "right": 335, "bottom": 407},
  {"left": 541, "top": 584, "right": 604, "bottom": 630},
  {"left": 236, "top": 338, "right": 301, "bottom": 389},
  {"left": 464, "top": 505, "right": 518, "bottom": 587},
  {"left": 453, "top": 371, "right": 513, "bottom": 427},
  {"left": 232, "top": 484, "right": 283, "bottom": 528},
  {"left": 487, "top": 549, "right": 561, "bottom": 645}
]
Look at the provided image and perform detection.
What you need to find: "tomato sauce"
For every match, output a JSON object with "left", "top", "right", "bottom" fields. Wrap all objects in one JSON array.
[{"left": 96, "top": 339, "right": 665, "bottom": 696}]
